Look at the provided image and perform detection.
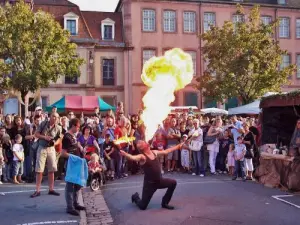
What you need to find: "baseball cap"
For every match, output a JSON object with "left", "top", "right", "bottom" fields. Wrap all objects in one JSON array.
[
  {"left": 35, "top": 106, "right": 42, "bottom": 111},
  {"left": 182, "top": 134, "right": 188, "bottom": 138}
]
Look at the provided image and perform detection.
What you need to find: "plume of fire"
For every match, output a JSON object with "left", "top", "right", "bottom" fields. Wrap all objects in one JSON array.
[
  {"left": 113, "top": 136, "right": 136, "bottom": 145},
  {"left": 141, "top": 48, "right": 194, "bottom": 141}
]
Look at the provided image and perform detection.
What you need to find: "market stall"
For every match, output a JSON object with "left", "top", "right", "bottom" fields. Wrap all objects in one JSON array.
[
  {"left": 46, "top": 96, "right": 116, "bottom": 113},
  {"left": 254, "top": 91, "right": 300, "bottom": 191}
]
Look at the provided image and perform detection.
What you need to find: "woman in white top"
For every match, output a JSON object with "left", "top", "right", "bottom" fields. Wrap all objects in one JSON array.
[
  {"left": 206, "top": 118, "right": 223, "bottom": 175},
  {"left": 189, "top": 119, "right": 204, "bottom": 176}
]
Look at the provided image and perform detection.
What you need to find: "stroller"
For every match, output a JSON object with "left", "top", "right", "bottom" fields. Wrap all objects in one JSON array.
[{"left": 85, "top": 146, "right": 107, "bottom": 191}]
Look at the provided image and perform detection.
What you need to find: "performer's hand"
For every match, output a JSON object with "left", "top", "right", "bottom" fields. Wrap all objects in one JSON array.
[
  {"left": 120, "top": 150, "right": 127, "bottom": 156},
  {"left": 178, "top": 143, "right": 184, "bottom": 150}
]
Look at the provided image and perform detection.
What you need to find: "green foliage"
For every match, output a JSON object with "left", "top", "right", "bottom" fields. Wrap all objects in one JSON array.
[
  {"left": 0, "top": 1, "right": 85, "bottom": 97},
  {"left": 196, "top": 5, "right": 296, "bottom": 104}
]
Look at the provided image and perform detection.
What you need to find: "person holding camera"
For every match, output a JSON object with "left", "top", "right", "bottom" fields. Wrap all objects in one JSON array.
[{"left": 30, "top": 113, "right": 62, "bottom": 198}]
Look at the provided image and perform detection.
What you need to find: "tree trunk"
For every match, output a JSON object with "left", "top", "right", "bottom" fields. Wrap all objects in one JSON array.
[{"left": 21, "top": 91, "right": 29, "bottom": 117}]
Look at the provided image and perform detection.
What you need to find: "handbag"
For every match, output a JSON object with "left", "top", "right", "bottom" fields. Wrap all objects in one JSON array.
[
  {"left": 189, "top": 140, "right": 202, "bottom": 151},
  {"left": 203, "top": 135, "right": 217, "bottom": 145}
]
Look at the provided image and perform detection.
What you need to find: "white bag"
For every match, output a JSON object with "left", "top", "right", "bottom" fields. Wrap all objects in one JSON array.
[{"left": 189, "top": 140, "right": 202, "bottom": 151}]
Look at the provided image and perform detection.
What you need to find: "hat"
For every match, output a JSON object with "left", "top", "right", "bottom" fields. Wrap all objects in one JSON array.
[
  {"left": 182, "top": 134, "right": 188, "bottom": 138},
  {"left": 35, "top": 106, "right": 42, "bottom": 111}
]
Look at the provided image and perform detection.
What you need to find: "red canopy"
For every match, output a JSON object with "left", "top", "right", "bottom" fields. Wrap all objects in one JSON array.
[{"left": 66, "top": 96, "right": 100, "bottom": 111}]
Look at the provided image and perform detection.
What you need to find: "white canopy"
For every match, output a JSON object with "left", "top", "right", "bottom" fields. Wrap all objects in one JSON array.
[
  {"left": 228, "top": 92, "right": 279, "bottom": 115},
  {"left": 201, "top": 107, "right": 228, "bottom": 115},
  {"left": 228, "top": 100, "right": 260, "bottom": 115}
]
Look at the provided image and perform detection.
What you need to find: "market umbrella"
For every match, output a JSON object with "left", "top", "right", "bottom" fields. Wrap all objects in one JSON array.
[{"left": 200, "top": 108, "right": 228, "bottom": 116}]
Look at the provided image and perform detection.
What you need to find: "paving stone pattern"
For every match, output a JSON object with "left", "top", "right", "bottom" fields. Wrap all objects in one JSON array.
[{"left": 83, "top": 189, "right": 114, "bottom": 225}]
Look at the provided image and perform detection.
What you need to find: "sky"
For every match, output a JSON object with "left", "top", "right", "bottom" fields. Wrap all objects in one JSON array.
[{"left": 68, "top": 0, "right": 119, "bottom": 12}]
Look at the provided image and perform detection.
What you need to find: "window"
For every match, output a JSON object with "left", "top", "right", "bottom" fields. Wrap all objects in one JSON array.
[
  {"left": 297, "top": 55, "right": 300, "bottom": 78},
  {"left": 65, "top": 76, "right": 78, "bottom": 84},
  {"left": 143, "top": 50, "right": 155, "bottom": 65},
  {"left": 66, "top": 20, "right": 77, "bottom": 35},
  {"left": 204, "top": 12, "right": 216, "bottom": 32},
  {"left": 142, "top": 9, "right": 155, "bottom": 32},
  {"left": 102, "top": 96, "right": 116, "bottom": 107},
  {"left": 185, "top": 92, "right": 198, "bottom": 107},
  {"left": 232, "top": 14, "right": 244, "bottom": 31},
  {"left": 261, "top": 16, "right": 272, "bottom": 25},
  {"left": 64, "top": 12, "right": 79, "bottom": 36},
  {"left": 233, "top": 14, "right": 244, "bottom": 23},
  {"left": 101, "top": 18, "right": 115, "bottom": 40},
  {"left": 104, "top": 25, "right": 113, "bottom": 40},
  {"left": 41, "top": 96, "right": 48, "bottom": 110},
  {"left": 186, "top": 51, "right": 197, "bottom": 75},
  {"left": 163, "top": 10, "right": 176, "bottom": 32},
  {"left": 102, "top": 59, "right": 114, "bottom": 86},
  {"left": 279, "top": 17, "right": 290, "bottom": 38},
  {"left": 278, "top": 0, "right": 286, "bottom": 4},
  {"left": 183, "top": 11, "right": 196, "bottom": 33},
  {"left": 296, "top": 19, "right": 300, "bottom": 38},
  {"left": 280, "top": 54, "right": 290, "bottom": 71}
]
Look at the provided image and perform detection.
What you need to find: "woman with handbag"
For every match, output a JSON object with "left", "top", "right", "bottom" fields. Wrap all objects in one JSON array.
[
  {"left": 188, "top": 119, "right": 204, "bottom": 176},
  {"left": 242, "top": 122, "right": 255, "bottom": 180},
  {"left": 206, "top": 118, "right": 223, "bottom": 175}
]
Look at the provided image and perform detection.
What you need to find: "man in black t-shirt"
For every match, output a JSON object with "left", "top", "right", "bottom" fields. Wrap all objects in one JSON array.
[{"left": 61, "top": 118, "right": 85, "bottom": 216}]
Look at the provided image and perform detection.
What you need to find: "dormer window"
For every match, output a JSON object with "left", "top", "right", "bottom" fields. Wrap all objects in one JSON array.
[
  {"left": 101, "top": 18, "right": 115, "bottom": 40},
  {"left": 64, "top": 12, "right": 79, "bottom": 36},
  {"left": 278, "top": 0, "right": 286, "bottom": 4}
]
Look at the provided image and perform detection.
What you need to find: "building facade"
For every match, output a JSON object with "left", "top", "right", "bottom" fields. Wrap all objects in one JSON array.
[
  {"left": 117, "top": 0, "right": 300, "bottom": 113},
  {"left": 1, "top": 0, "right": 127, "bottom": 115}
]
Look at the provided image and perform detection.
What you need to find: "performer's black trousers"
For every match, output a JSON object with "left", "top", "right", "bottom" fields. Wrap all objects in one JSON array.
[{"left": 134, "top": 178, "right": 177, "bottom": 210}]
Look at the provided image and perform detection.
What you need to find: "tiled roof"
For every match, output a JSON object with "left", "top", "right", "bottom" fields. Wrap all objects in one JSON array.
[
  {"left": 33, "top": 1, "right": 93, "bottom": 40},
  {"left": 81, "top": 11, "right": 124, "bottom": 44},
  {"left": 34, "top": 0, "right": 76, "bottom": 6}
]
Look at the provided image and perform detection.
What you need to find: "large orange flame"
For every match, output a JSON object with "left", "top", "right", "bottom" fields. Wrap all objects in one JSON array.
[{"left": 141, "top": 48, "right": 194, "bottom": 141}]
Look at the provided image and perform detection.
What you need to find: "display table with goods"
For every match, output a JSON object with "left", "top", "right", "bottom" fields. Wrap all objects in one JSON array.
[{"left": 254, "top": 151, "right": 300, "bottom": 192}]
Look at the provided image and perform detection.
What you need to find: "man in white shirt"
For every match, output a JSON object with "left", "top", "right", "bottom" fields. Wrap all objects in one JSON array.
[{"left": 230, "top": 116, "right": 244, "bottom": 145}]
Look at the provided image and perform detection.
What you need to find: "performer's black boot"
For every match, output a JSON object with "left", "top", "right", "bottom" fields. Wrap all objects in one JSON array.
[
  {"left": 131, "top": 192, "right": 140, "bottom": 203},
  {"left": 162, "top": 204, "right": 175, "bottom": 210}
]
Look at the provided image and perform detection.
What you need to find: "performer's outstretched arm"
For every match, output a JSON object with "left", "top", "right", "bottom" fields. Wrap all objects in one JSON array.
[
  {"left": 154, "top": 143, "right": 183, "bottom": 156},
  {"left": 120, "top": 150, "right": 146, "bottom": 164}
]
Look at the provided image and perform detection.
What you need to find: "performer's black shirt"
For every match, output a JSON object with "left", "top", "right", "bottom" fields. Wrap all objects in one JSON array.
[
  {"left": 62, "top": 132, "right": 81, "bottom": 157},
  {"left": 142, "top": 151, "right": 161, "bottom": 182}
]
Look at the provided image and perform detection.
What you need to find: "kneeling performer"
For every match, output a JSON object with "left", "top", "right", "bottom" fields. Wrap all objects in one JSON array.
[{"left": 120, "top": 140, "right": 182, "bottom": 210}]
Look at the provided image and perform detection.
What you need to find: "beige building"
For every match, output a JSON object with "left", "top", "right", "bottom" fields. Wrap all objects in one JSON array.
[{"left": 3, "top": 0, "right": 126, "bottom": 115}]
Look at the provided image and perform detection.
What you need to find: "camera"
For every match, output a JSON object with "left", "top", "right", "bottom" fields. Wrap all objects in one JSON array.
[{"left": 48, "top": 136, "right": 59, "bottom": 147}]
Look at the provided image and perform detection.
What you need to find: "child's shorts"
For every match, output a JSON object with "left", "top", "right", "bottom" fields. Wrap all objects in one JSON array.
[{"left": 12, "top": 161, "right": 23, "bottom": 176}]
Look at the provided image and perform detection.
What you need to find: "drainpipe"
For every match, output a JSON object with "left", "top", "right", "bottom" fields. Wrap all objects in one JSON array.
[
  {"left": 199, "top": 2, "right": 203, "bottom": 109},
  {"left": 275, "top": 8, "right": 278, "bottom": 41}
]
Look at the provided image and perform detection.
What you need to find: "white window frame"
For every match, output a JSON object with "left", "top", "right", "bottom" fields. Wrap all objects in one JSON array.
[
  {"left": 186, "top": 51, "right": 197, "bottom": 76},
  {"left": 296, "top": 19, "right": 300, "bottom": 39},
  {"left": 280, "top": 54, "right": 290, "bottom": 71},
  {"left": 142, "top": 50, "right": 155, "bottom": 65},
  {"left": 101, "top": 18, "right": 115, "bottom": 40},
  {"left": 279, "top": 17, "right": 290, "bottom": 38},
  {"left": 261, "top": 16, "right": 272, "bottom": 25},
  {"left": 297, "top": 54, "right": 300, "bottom": 78},
  {"left": 64, "top": 12, "right": 79, "bottom": 35},
  {"left": 163, "top": 10, "right": 176, "bottom": 32},
  {"left": 183, "top": 11, "right": 196, "bottom": 33},
  {"left": 142, "top": 9, "right": 156, "bottom": 32},
  {"left": 203, "top": 12, "right": 216, "bottom": 32}
]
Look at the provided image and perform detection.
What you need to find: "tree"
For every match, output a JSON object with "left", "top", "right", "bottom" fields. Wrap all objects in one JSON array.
[
  {"left": 196, "top": 5, "right": 296, "bottom": 104},
  {"left": 0, "top": 1, "right": 84, "bottom": 111}
]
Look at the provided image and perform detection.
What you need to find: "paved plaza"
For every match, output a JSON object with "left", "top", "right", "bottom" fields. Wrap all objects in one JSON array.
[{"left": 0, "top": 174, "right": 300, "bottom": 225}]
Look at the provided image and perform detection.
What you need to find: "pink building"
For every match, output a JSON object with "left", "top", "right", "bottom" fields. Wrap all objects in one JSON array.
[{"left": 116, "top": 0, "right": 300, "bottom": 113}]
